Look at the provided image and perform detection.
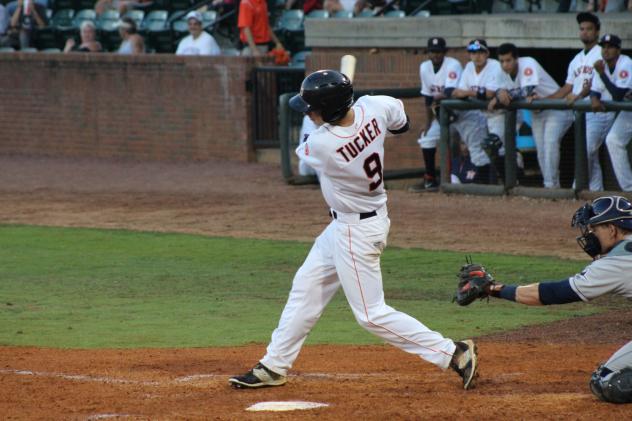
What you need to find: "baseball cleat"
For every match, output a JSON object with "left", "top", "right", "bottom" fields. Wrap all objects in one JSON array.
[
  {"left": 450, "top": 339, "right": 478, "bottom": 390},
  {"left": 228, "top": 363, "right": 287, "bottom": 389}
]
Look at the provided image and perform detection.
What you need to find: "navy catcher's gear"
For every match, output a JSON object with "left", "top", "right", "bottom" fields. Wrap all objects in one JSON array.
[
  {"left": 289, "top": 70, "right": 354, "bottom": 123},
  {"left": 590, "top": 365, "right": 632, "bottom": 404}
]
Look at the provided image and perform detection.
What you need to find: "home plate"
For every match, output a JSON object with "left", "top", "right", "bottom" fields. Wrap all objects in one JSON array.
[{"left": 246, "top": 401, "right": 329, "bottom": 412}]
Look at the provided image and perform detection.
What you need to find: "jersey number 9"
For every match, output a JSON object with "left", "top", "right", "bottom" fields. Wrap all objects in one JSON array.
[{"left": 363, "top": 153, "right": 383, "bottom": 192}]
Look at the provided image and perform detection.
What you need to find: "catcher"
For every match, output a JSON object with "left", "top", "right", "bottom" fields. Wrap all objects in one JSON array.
[{"left": 455, "top": 195, "right": 632, "bottom": 404}]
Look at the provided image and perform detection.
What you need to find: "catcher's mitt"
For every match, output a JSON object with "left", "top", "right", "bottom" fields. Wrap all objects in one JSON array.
[{"left": 454, "top": 260, "right": 496, "bottom": 306}]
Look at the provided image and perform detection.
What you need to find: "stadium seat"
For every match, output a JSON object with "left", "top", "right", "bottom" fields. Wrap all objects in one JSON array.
[
  {"left": 221, "top": 47, "right": 241, "bottom": 56},
  {"left": 124, "top": 10, "right": 145, "bottom": 28},
  {"left": 201, "top": 10, "right": 217, "bottom": 30},
  {"left": 72, "top": 9, "right": 97, "bottom": 27},
  {"left": 35, "top": 8, "right": 75, "bottom": 50},
  {"left": 97, "top": 11, "right": 121, "bottom": 52},
  {"left": 356, "top": 10, "right": 375, "bottom": 17},
  {"left": 384, "top": 10, "right": 406, "bottom": 17},
  {"left": 275, "top": 10, "right": 304, "bottom": 31},
  {"left": 290, "top": 50, "right": 310, "bottom": 67},
  {"left": 42, "top": 48, "right": 62, "bottom": 53},
  {"left": 142, "top": 10, "right": 172, "bottom": 53},
  {"left": 0, "top": 47, "right": 16, "bottom": 53},
  {"left": 413, "top": 9, "right": 431, "bottom": 17},
  {"left": 141, "top": 10, "right": 168, "bottom": 31},
  {"left": 332, "top": 10, "right": 353, "bottom": 18},
  {"left": 171, "top": 18, "right": 188, "bottom": 40},
  {"left": 20, "top": 47, "right": 39, "bottom": 52},
  {"left": 306, "top": 10, "right": 329, "bottom": 19}
]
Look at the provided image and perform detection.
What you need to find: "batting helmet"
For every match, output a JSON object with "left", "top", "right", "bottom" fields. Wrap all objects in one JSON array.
[{"left": 289, "top": 70, "right": 354, "bottom": 123}]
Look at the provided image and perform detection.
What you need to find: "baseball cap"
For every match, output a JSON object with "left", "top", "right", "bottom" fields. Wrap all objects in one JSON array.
[
  {"left": 599, "top": 34, "right": 622, "bottom": 49},
  {"left": 576, "top": 11, "right": 600, "bottom": 29},
  {"left": 467, "top": 39, "right": 488, "bottom": 52},
  {"left": 427, "top": 37, "right": 447, "bottom": 52},
  {"left": 186, "top": 11, "right": 203, "bottom": 23}
]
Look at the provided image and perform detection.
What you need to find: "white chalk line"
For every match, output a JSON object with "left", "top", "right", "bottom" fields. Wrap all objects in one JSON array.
[{"left": 0, "top": 368, "right": 393, "bottom": 387}]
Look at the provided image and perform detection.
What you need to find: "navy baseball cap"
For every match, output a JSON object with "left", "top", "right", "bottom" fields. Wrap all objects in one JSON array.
[
  {"left": 427, "top": 37, "right": 447, "bottom": 52},
  {"left": 576, "top": 12, "right": 600, "bottom": 30},
  {"left": 599, "top": 34, "right": 622, "bottom": 48},
  {"left": 467, "top": 39, "right": 488, "bottom": 52}
]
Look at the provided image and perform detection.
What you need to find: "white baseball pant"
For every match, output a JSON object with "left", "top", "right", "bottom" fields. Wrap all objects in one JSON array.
[
  {"left": 605, "top": 340, "right": 632, "bottom": 372},
  {"left": 453, "top": 110, "right": 490, "bottom": 166},
  {"left": 531, "top": 109, "right": 574, "bottom": 188},
  {"left": 417, "top": 119, "right": 457, "bottom": 149},
  {"left": 260, "top": 207, "right": 456, "bottom": 376},
  {"left": 605, "top": 111, "right": 632, "bottom": 192},
  {"left": 586, "top": 112, "right": 616, "bottom": 191}
]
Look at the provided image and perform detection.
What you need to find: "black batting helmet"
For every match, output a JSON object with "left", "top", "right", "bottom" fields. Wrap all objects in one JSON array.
[{"left": 289, "top": 70, "right": 354, "bottom": 123}]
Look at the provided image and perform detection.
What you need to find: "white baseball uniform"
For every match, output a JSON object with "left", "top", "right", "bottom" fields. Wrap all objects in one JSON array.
[
  {"left": 418, "top": 57, "right": 462, "bottom": 149},
  {"left": 588, "top": 54, "right": 632, "bottom": 191},
  {"left": 259, "top": 95, "right": 457, "bottom": 376},
  {"left": 496, "top": 57, "right": 574, "bottom": 188},
  {"left": 566, "top": 45, "right": 611, "bottom": 191},
  {"left": 298, "top": 115, "right": 318, "bottom": 176},
  {"left": 569, "top": 234, "right": 632, "bottom": 371},
  {"left": 601, "top": 55, "right": 632, "bottom": 192}
]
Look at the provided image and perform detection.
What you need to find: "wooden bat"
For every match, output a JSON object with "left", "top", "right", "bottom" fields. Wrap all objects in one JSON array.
[{"left": 340, "top": 55, "right": 357, "bottom": 83}]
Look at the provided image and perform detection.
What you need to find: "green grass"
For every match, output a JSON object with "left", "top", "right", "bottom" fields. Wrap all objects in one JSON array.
[{"left": 0, "top": 225, "right": 600, "bottom": 349}]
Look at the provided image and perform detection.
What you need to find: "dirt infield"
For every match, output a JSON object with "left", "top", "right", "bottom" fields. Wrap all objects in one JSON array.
[{"left": 1, "top": 156, "right": 630, "bottom": 419}]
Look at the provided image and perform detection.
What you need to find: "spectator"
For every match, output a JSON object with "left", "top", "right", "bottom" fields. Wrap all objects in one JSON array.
[
  {"left": 324, "top": 0, "right": 362, "bottom": 14},
  {"left": 64, "top": 21, "right": 103, "bottom": 53},
  {"left": 590, "top": 34, "right": 632, "bottom": 192},
  {"left": 550, "top": 12, "right": 604, "bottom": 191},
  {"left": 285, "top": 0, "right": 323, "bottom": 14},
  {"left": 117, "top": 16, "right": 144, "bottom": 54},
  {"left": 451, "top": 141, "right": 478, "bottom": 184},
  {"left": 6, "top": 0, "right": 47, "bottom": 49},
  {"left": 452, "top": 39, "right": 503, "bottom": 184},
  {"left": 176, "top": 11, "right": 221, "bottom": 56},
  {"left": 4, "top": 0, "right": 49, "bottom": 16},
  {"left": 95, "top": 0, "right": 152, "bottom": 17},
  {"left": 353, "top": 0, "right": 388, "bottom": 14},
  {"left": 585, "top": 0, "right": 628, "bottom": 12},
  {"left": 210, "top": 0, "right": 237, "bottom": 15},
  {"left": 237, "top": 0, "right": 283, "bottom": 56},
  {"left": 489, "top": 43, "right": 573, "bottom": 189}
]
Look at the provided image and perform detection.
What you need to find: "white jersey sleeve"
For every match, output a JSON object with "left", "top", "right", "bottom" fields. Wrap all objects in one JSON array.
[
  {"left": 444, "top": 59, "right": 462, "bottom": 90},
  {"left": 483, "top": 59, "right": 503, "bottom": 91},
  {"left": 378, "top": 95, "right": 408, "bottom": 131},
  {"left": 568, "top": 238, "right": 632, "bottom": 301},
  {"left": 458, "top": 62, "right": 474, "bottom": 91},
  {"left": 420, "top": 61, "right": 432, "bottom": 96},
  {"left": 295, "top": 125, "right": 328, "bottom": 173}
]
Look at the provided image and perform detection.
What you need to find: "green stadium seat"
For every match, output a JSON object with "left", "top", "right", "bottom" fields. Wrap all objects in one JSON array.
[
  {"left": 384, "top": 10, "right": 406, "bottom": 17},
  {"left": 275, "top": 9, "right": 304, "bottom": 31},
  {"left": 51, "top": 8, "right": 75, "bottom": 30},
  {"left": 306, "top": 10, "right": 329, "bottom": 19},
  {"left": 35, "top": 9, "right": 75, "bottom": 50},
  {"left": 97, "top": 11, "right": 122, "bottom": 52},
  {"left": 171, "top": 18, "right": 188, "bottom": 40},
  {"left": 72, "top": 9, "right": 97, "bottom": 27},
  {"left": 413, "top": 10, "right": 431, "bottom": 17},
  {"left": 142, "top": 10, "right": 172, "bottom": 53},
  {"left": 123, "top": 10, "right": 145, "bottom": 28},
  {"left": 141, "top": 9, "right": 168, "bottom": 31},
  {"left": 97, "top": 9, "right": 120, "bottom": 24},
  {"left": 356, "top": 10, "right": 375, "bottom": 17},
  {"left": 42, "top": 48, "right": 62, "bottom": 53},
  {"left": 201, "top": 10, "right": 217, "bottom": 30},
  {"left": 20, "top": 47, "right": 39, "bottom": 52},
  {"left": 0, "top": 47, "right": 16, "bottom": 53},
  {"left": 332, "top": 10, "right": 353, "bottom": 18}
]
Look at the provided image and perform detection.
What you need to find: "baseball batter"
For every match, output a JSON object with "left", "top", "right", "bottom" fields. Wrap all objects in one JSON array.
[
  {"left": 453, "top": 39, "right": 503, "bottom": 183},
  {"left": 458, "top": 195, "right": 632, "bottom": 403},
  {"left": 590, "top": 35, "right": 632, "bottom": 192},
  {"left": 550, "top": 12, "right": 606, "bottom": 191},
  {"left": 491, "top": 43, "right": 574, "bottom": 189},
  {"left": 229, "top": 70, "right": 479, "bottom": 390}
]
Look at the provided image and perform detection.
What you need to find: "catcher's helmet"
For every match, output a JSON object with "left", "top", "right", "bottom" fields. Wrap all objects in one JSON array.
[
  {"left": 289, "top": 70, "right": 354, "bottom": 123},
  {"left": 571, "top": 196, "right": 632, "bottom": 257}
]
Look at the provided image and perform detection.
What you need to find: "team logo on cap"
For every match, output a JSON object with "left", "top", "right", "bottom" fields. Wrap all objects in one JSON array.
[
  {"left": 432, "top": 39, "right": 439, "bottom": 45},
  {"left": 620, "top": 70, "right": 629, "bottom": 79},
  {"left": 449, "top": 71, "right": 457, "bottom": 79},
  {"left": 524, "top": 67, "right": 533, "bottom": 76}
]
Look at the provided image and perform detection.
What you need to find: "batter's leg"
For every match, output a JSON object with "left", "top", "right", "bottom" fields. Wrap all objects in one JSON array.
[
  {"left": 260, "top": 221, "right": 341, "bottom": 376},
  {"left": 332, "top": 215, "right": 456, "bottom": 369},
  {"left": 605, "top": 111, "right": 632, "bottom": 192}
]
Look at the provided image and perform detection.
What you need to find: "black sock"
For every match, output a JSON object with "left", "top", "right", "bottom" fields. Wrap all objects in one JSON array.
[{"left": 422, "top": 148, "right": 436, "bottom": 179}]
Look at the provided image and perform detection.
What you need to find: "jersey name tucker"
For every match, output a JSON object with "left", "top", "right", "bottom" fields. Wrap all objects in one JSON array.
[{"left": 336, "top": 118, "right": 382, "bottom": 162}]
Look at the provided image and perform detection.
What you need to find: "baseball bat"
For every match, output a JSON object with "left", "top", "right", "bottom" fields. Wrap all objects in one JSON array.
[{"left": 340, "top": 55, "right": 357, "bottom": 83}]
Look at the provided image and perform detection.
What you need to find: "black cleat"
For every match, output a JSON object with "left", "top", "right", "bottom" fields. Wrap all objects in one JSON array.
[{"left": 229, "top": 363, "right": 287, "bottom": 389}]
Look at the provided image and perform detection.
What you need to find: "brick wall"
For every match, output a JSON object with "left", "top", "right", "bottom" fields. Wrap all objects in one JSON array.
[
  {"left": 0, "top": 53, "right": 260, "bottom": 162},
  {"left": 307, "top": 47, "right": 469, "bottom": 170}
]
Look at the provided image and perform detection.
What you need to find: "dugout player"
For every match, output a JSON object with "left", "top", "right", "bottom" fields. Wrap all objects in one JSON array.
[
  {"left": 480, "top": 195, "right": 632, "bottom": 403},
  {"left": 489, "top": 43, "right": 574, "bottom": 189},
  {"left": 549, "top": 12, "right": 606, "bottom": 191},
  {"left": 229, "top": 70, "right": 479, "bottom": 390},
  {"left": 590, "top": 34, "right": 632, "bottom": 192},
  {"left": 452, "top": 39, "right": 504, "bottom": 184}
]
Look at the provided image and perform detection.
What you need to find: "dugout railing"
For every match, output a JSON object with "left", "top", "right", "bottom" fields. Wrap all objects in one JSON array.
[
  {"left": 279, "top": 87, "right": 424, "bottom": 185},
  {"left": 438, "top": 99, "right": 632, "bottom": 199}
]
